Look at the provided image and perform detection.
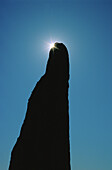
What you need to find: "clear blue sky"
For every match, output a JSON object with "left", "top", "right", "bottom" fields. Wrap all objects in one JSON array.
[{"left": 0, "top": 0, "right": 112, "bottom": 169}]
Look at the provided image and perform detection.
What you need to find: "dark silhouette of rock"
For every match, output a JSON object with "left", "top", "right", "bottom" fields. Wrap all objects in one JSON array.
[{"left": 9, "top": 42, "right": 71, "bottom": 170}]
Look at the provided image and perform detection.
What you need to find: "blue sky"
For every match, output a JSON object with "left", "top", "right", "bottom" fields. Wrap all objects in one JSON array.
[{"left": 0, "top": 0, "right": 112, "bottom": 169}]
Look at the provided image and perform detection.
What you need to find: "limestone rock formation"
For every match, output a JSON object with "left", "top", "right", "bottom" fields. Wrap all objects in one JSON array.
[{"left": 9, "top": 42, "right": 71, "bottom": 170}]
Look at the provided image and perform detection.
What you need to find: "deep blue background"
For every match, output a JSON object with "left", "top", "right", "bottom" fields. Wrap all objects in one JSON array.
[{"left": 0, "top": 0, "right": 112, "bottom": 169}]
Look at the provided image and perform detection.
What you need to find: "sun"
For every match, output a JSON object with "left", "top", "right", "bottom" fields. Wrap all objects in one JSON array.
[
  {"left": 43, "top": 39, "right": 59, "bottom": 53},
  {"left": 49, "top": 43, "right": 55, "bottom": 49}
]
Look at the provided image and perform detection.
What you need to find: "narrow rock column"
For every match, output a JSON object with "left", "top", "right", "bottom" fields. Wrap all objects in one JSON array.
[{"left": 9, "top": 42, "right": 71, "bottom": 170}]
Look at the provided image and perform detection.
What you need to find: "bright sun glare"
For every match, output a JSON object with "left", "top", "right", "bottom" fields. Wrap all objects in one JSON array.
[
  {"left": 49, "top": 43, "right": 55, "bottom": 49},
  {"left": 44, "top": 39, "right": 60, "bottom": 54}
]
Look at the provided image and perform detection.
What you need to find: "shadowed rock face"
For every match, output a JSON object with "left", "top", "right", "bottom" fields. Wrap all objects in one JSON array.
[{"left": 9, "top": 42, "right": 71, "bottom": 170}]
